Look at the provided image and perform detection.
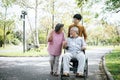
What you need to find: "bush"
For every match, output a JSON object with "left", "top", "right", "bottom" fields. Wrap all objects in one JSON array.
[
  {"left": 11, "top": 38, "right": 20, "bottom": 45},
  {"left": 39, "top": 33, "right": 46, "bottom": 44},
  {"left": 0, "top": 29, "right": 4, "bottom": 47},
  {"left": 6, "top": 33, "right": 14, "bottom": 44}
]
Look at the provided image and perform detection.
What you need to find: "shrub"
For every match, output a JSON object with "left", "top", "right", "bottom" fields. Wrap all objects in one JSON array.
[{"left": 11, "top": 38, "right": 20, "bottom": 45}]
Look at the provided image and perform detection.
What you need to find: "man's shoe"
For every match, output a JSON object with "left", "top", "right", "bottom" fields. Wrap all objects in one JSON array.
[
  {"left": 76, "top": 73, "right": 84, "bottom": 77},
  {"left": 62, "top": 73, "right": 69, "bottom": 77}
]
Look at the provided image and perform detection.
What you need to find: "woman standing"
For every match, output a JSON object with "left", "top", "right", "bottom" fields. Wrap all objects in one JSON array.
[{"left": 47, "top": 23, "right": 65, "bottom": 76}]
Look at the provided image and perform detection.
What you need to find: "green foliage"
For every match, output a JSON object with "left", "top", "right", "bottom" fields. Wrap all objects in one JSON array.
[
  {"left": 0, "top": 28, "right": 3, "bottom": 40},
  {"left": 0, "top": 0, "right": 119, "bottom": 47},
  {"left": 94, "top": 13, "right": 99, "bottom": 18},
  {"left": 14, "top": 31, "right": 22, "bottom": 41},
  {"left": 0, "top": 20, "right": 15, "bottom": 41},
  {"left": 105, "top": 0, "right": 120, "bottom": 11},
  {"left": 106, "top": 46, "right": 120, "bottom": 80},
  {"left": 5, "top": 31, "right": 21, "bottom": 45},
  {"left": 6, "top": 32, "right": 14, "bottom": 43},
  {"left": 11, "top": 38, "right": 20, "bottom": 45},
  {"left": 76, "top": 0, "right": 120, "bottom": 12},
  {"left": 1, "top": 0, "right": 16, "bottom": 7},
  {"left": 1, "top": 0, "right": 16, "bottom": 47},
  {"left": 39, "top": 31, "right": 46, "bottom": 44},
  {"left": 76, "top": 0, "right": 88, "bottom": 7},
  {"left": 0, "top": 19, "right": 21, "bottom": 46},
  {"left": 0, "top": 20, "right": 15, "bottom": 30},
  {"left": 87, "top": 24, "right": 120, "bottom": 46},
  {"left": 0, "top": 29, "right": 4, "bottom": 47}
]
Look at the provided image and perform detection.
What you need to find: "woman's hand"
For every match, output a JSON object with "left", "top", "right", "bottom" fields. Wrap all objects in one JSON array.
[{"left": 63, "top": 41, "right": 67, "bottom": 48}]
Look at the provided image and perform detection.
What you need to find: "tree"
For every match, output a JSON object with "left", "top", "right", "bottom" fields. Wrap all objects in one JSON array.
[
  {"left": 105, "top": 0, "right": 120, "bottom": 12},
  {"left": 0, "top": 28, "right": 4, "bottom": 47},
  {"left": 1, "top": 0, "right": 16, "bottom": 47},
  {"left": 14, "top": 31, "right": 22, "bottom": 42},
  {"left": 76, "top": 0, "right": 88, "bottom": 7},
  {"left": 40, "top": 16, "right": 52, "bottom": 44},
  {"left": 16, "top": 0, "right": 45, "bottom": 46},
  {"left": 75, "top": 0, "right": 120, "bottom": 45}
]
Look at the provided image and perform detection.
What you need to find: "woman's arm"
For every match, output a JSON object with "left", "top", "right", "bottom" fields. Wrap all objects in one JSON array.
[
  {"left": 62, "top": 41, "right": 67, "bottom": 49},
  {"left": 47, "top": 30, "right": 54, "bottom": 42}
]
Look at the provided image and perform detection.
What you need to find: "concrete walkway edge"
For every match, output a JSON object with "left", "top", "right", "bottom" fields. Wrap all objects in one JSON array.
[{"left": 102, "top": 55, "right": 114, "bottom": 80}]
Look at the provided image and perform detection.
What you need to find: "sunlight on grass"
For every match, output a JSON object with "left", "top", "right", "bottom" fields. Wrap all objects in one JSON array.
[
  {"left": 0, "top": 44, "right": 13, "bottom": 50},
  {"left": 0, "top": 47, "right": 48, "bottom": 57},
  {"left": 105, "top": 46, "right": 120, "bottom": 80}
]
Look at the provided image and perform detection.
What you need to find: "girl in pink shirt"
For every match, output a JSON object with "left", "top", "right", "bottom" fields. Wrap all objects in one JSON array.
[{"left": 47, "top": 23, "right": 65, "bottom": 76}]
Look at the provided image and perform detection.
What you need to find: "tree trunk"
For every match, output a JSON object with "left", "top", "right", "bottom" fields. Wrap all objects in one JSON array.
[
  {"left": 52, "top": 0, "right": 54, "bottom": 29},
  {"left": 46, "top": 28, "right": 49, "bottom": 44},
  {"left": 35, "top": 0, "right": 39, "bottom": 45},
  {"left": 3, "top": 7, "right": 7, "bottom": 48},
  {"left": 27, "top": 15, "right": 36, "bottom": 44}
]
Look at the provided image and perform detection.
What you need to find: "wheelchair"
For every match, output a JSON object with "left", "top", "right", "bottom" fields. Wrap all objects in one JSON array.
[{"left": 60, "top": 50, "right": 88, "bottom": 80}]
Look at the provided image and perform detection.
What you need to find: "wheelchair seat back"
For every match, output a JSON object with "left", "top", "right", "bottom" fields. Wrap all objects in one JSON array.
[
  {"left": 70, "top": 58, "right": 78, "bottom": 68},
  {"left": 70, "top": 58, "right": 78, "bottom": 62}
]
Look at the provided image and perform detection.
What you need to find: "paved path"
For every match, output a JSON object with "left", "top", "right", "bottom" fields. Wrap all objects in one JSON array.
[{"left": 0, "top": 48, "right": 112, "bottom": 80}]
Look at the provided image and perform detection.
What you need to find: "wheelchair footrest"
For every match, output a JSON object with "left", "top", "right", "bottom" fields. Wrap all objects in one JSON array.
[{"left": 70, "top": 67, "right": 77, "bottom": 71}]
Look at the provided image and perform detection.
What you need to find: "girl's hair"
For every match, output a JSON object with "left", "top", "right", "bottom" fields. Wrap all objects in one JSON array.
[{"left": 55, "top": 23, "right": 64, "bottom": 32}]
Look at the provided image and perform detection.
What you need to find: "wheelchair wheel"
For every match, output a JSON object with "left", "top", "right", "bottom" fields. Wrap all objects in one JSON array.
[
  {"left": 84, "top": 58, "right": 88, "bottom": 80},
  {"left": 60, "top": 58, "right": 63, "bottom": 80}
]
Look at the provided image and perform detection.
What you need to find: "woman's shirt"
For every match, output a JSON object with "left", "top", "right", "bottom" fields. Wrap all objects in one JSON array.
[{"left": 47, "top": 31, "right": 65, "bottom": 56}]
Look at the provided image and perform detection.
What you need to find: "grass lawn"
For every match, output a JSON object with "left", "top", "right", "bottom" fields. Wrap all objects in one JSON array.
[
  {"left": 105, "top": 46, "right": 120, "bottom": 80},
  {"left": 0, "top": 51, "right": 48, "bottom": 57},
  {"left": 0, "top": 47, "right": 48, "bottom": 57}
]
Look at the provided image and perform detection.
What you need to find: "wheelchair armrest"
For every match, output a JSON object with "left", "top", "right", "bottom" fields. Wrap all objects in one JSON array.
[
  {"left": 82, "top": 50, "right": 86, "bottom": 54},
  {"left": 63, "top": 46, "right": 69, "bottom": 53}
]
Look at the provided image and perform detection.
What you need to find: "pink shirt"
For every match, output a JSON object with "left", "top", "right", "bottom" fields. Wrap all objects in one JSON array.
[{"left": 47, "top": 31, "right": 65, "bottom": 56}]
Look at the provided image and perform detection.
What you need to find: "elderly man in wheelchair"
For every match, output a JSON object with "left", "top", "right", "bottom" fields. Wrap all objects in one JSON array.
[{"left": 62, "top": 27, "right": 86, "bottom": 77}]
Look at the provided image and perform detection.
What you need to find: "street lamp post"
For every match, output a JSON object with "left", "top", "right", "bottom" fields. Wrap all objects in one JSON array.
[{"left": 20, "top": 11, "right": 27, "bottom": 53}]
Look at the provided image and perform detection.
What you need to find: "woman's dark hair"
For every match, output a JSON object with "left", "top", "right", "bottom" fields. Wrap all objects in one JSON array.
[
  {"left": 55, "top": 23, "right": 64, "bottom": 32},
  {"left": 73, "top": 14, "right": 82, "bottom": 20}
]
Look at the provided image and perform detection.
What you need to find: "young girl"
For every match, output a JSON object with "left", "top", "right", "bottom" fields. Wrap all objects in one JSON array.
[{"left": 47, "top": 23, "right": 65, "bottom": 76}]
